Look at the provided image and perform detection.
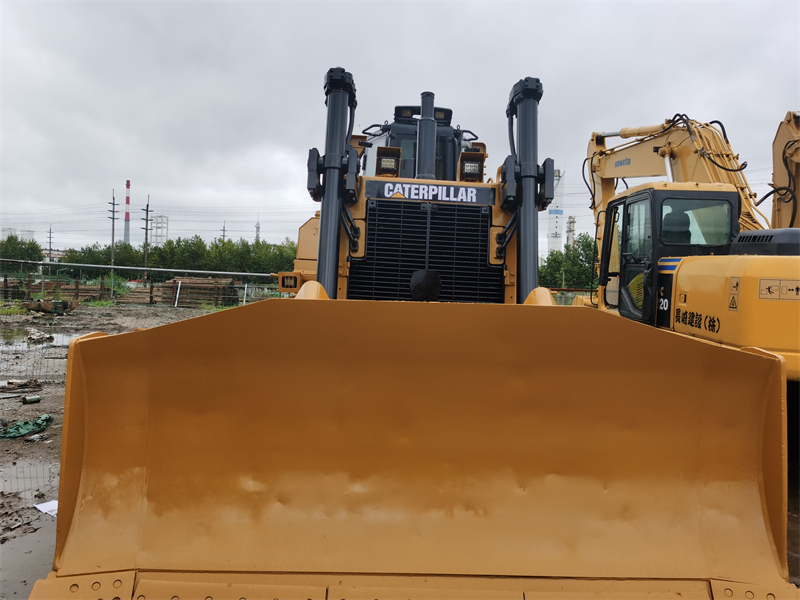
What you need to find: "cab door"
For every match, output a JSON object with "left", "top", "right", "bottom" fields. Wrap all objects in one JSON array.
[{"left": 618, "top": 193, "right": 655, "bottom": 323}]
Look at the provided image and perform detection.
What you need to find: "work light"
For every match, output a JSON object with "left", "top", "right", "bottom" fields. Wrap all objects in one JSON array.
[{"left": 463, "top": 161, "right": 481, "bottom": 175}]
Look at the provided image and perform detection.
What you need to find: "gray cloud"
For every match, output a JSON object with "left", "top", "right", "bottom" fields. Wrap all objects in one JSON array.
[{"left": 2, "top": 1, "right": 796, "bottom": 252}]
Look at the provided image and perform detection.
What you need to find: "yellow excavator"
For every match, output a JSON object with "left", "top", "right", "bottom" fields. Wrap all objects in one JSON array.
[
  {"left": 583, "top": 114, "right": 799, "bottom": 372},
  {"left": 582, "top": 111, "right": 800, "bottom": 501},
  {"left": 32, "top": 70, "right": 798, "bottom": 599}
]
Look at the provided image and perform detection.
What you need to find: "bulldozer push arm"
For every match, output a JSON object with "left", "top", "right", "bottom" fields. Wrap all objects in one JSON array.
[{"left": 31, "top": 70, "right": 798, "bottom": 599}]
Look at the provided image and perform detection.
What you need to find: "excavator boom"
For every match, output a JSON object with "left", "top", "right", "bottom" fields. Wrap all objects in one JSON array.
[
  {"left": 587, "top": 115, "right": 770, "bottom": 231},
  {"left": 771, "top": 111, "right": 800, "bottom": 229}
]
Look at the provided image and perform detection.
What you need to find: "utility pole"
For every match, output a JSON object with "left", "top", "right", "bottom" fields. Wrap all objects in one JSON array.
[
  {"left": 108, "top": 190, "right": 118, "bottom": 298},
  {"left": 141, "top": 195, "right": 150, "bottom": 282},
  {"left": 221, "top": 221, "right": 227, "bottom": 242},
  {"left": 47, "top": 225, "right": 53, "bottom": 276}
]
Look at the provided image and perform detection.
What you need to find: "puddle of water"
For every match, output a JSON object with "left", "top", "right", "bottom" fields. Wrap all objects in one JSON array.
[
  {"left": 0, "top": 513, "right": 56, "bottom": 598},
  {"left": 0, "top": 459, "right": 60, "bottom": 502},
  {"left": 1, "top": 330, "right": 80, "bottom": 352},
  {"left": 0, "top": 329, "right": 27, "bottom": 344}
]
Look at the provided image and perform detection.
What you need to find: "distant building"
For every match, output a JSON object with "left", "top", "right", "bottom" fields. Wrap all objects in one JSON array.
[
  {"left": 547, "top": 169, "right": 565, "bottom": 253},
  {"left": 152, "top": 215, "right": 169, "bottom": 247},
  {"left": 44, "top": 249, "right": 65, "bottom": 263}
]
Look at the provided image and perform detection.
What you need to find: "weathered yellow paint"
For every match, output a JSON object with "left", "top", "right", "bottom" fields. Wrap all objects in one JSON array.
[{"left": 30, "top": 287, "right": 797, "bottom": 598}]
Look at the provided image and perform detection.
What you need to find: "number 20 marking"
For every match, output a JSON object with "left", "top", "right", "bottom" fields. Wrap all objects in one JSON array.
[{"left": 659, "top": 298, "right": 669, "bottom": 311}]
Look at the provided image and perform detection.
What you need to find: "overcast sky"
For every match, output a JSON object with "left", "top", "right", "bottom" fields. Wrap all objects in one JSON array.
[{"left": 1, "top": 1, "right": 797, "bottom": 257}]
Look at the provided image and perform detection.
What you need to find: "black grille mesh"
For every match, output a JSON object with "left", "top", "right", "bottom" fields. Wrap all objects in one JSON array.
[{"left": 347, "top": 199, "right": 505, "bottom": 303}]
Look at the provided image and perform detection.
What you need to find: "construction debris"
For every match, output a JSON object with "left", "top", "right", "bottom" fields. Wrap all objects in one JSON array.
[
  {"left": 0, "top": 414, "right": 54, "bottom": 439},
  {"left": 25, "top": 329, "right": 54, "bottom": 345},
  {"left": 0, "top": 380, "right": 42, "bottom": 393},
  {"left": 34, "top": 500, "right": 58, "bottom": 516},
  {"left": 22, "top": 300, "right": 79, "bottom": 315}
]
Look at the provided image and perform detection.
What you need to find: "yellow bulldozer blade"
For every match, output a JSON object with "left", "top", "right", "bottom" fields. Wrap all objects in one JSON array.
[{"left": 31, "top": 291, "right": 797, "bottom": 599}]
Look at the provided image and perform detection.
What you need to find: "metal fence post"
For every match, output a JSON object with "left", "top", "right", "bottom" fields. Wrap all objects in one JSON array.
[
  {"left": 243, "top": 283, "right": 248, "bottom": 306},
  {"left": 174, "top": 281, "right": 182, "bottom": 308}
]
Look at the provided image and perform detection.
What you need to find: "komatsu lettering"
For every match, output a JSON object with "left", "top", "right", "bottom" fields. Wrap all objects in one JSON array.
[
  {"left": 383, "top": 182, "right": 478, "bottom": 203},
  {"left": 614, "top": 157, "right": 632, "bottom": 168}
]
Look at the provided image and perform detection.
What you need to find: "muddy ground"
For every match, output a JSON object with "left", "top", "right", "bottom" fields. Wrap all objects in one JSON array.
[
  {"left": 1, "top": 305, "right": 209, "bottom": 599},
  {"left": 1, "top": 304, "right": 798, "bottom": 598}
]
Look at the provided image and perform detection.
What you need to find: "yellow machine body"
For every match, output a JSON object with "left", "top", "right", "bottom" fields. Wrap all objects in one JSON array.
[
  {"left": 278, "top": 174, "right": 521, "bottom": 304},
  {"left": 31, "top": 286, "right": 797, "bottom": 599},
  {"left": 662, "top": 254, "right": 800, "bottom": 380}
]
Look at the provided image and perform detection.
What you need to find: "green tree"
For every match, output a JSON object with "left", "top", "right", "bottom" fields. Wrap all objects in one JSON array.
[
  {"left": 539, "top": 233, "right": 597, "bottom": 289},
  {"left": 0, "top": 234, "right": 44, "bottom": 272},
  {"left": 58, "top": 234, "right": 297, "bottom": 284},
  {"left": 175, "top": 236, "right": 209, "bottom": 271},
  {"left": 112, "top": 242, "right": 143, "bottom": 268}
]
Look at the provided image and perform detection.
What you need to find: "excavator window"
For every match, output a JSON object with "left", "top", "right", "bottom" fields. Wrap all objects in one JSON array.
[
  {"left": 604, "top": 206, "right": 622, "bottom": 308},
  {"left": 620, "top": 197, "right": 652, "bottom": 318},
  {"left": 661, "top": 199, "right": 732, "bottom": 246}
]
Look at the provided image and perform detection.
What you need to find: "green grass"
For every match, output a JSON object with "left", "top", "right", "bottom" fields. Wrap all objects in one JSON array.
[
  {"left": 83, "top": 300, "right": 115, "bottom": 307},
  {"left": 200, "top": 302, "right": 232, "bottom": 312},
  {"left": 0, "top": 305, "right": 26, "bottom": 316}
]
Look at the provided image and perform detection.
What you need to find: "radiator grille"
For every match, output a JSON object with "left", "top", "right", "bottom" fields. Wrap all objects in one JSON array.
[{"left": 347, "top": 199, "right": 505, "bottom": 303}]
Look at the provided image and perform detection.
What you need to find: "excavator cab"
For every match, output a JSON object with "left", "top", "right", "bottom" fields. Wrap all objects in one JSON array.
[{"left": 598, "top": 184, "right": 740, "bottom": 323}]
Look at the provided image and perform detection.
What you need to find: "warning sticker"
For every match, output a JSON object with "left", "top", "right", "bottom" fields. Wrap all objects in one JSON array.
[
  {"left": 781, "top": 280, "right": 800, "bottom": 299},
  {"left": 729, "top": 277, "right": 739, "bottom": 311},
  {"left": 759, "top": 279, "right": 800, "bottom": 300}
]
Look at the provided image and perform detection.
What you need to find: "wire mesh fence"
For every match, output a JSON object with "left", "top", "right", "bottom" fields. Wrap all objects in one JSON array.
[
  {"left": 0, "top": 460, "right": 60, "bottom": 503},
  {"left": 1, "top": 262, "right": 281, "bottom": 383}
]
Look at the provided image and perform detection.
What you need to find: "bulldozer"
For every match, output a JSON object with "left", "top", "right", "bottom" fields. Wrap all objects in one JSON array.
[{"left": 31, "top": 70, "right": 798, "bottom": 599}]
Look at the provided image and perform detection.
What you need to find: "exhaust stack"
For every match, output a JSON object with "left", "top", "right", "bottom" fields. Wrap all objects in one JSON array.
[{"left": 416, "top": 92, "right": 436, "bottom": 180}]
